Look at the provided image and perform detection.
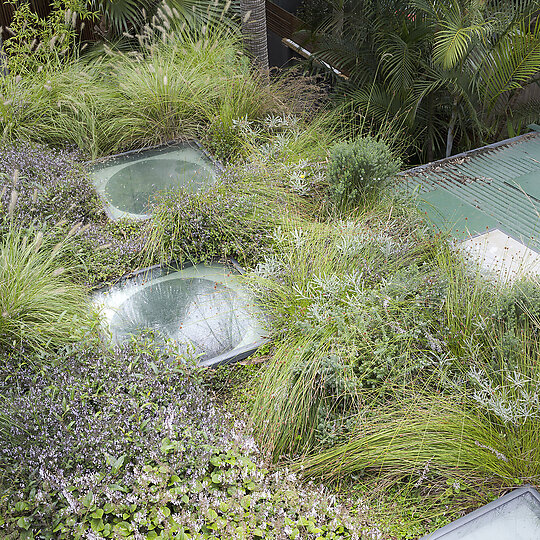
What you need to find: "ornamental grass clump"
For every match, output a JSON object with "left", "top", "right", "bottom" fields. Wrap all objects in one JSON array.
[
  {"left": 0, "top": 59, "right": 116, "bottom": 159},
  {"left": 298, "top": 277, "right": 540, "bottom": 490},
  {"left": 144, "top": 164, "right": 310, "bottom": 268},
  {"left": 0, "top": 18, "right": 283, "bottom": 159},
  {"left": 0, "top": 221, "right": 94, "bottom": 355},
  {"left": 249, "top": 203, "right": 449, "bottom": 457},
  {"left": 298, "top": 393, "right": 523, "bottom": 484},
  {"left": 327, "top": 136, "right": 401, "bottom": 208},
  {"left": 301, "top": 331, "right": 540, "bottom": 488},
  {"left": 146, "top": 183, "right": 274, "bottom": 268}
]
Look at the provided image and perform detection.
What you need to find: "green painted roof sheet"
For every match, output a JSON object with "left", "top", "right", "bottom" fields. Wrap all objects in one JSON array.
[
  {"left": 417, "top": 189, "right": 502, "bottom": 240},
  {"left": 399, "top": 132, "right": 540, "bottom": 250}
]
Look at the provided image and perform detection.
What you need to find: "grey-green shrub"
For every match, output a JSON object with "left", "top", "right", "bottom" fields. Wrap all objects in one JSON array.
[
  {"left": 492, "top": 280, "right": 540, "bottom": 331},
  {"left": 484, "top": 279, "right": 540, "bottom": 368},
  {"left": 249, "top": 207, "right": 444, "bottom": 457},
  {"left": 327, "top": 136, "right": 401, "bottom": 207}
]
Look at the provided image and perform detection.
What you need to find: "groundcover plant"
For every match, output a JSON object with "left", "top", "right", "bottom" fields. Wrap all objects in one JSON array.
[
  {"left": 0, "top": 338, "right": 371, "bottom": 539},
  {"left": 1, "top": 3, "right": 540, "bottom": 539}
]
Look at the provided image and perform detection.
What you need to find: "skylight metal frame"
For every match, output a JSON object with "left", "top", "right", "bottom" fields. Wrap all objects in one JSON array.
[{"left": 90, "top": 138, "right": 223, "bottom": 172}]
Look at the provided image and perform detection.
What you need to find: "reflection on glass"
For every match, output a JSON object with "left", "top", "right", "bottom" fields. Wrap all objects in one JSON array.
[
  {"left": 109, "top": 278, "right": 251, "bottom": 361},
  {"left": 90, "top": 142, "right": 218, "bottom": 219},
  {"left": 426, "top": 491, "right": 540, "bottom": 539},
  {"left": 104, "top": 158, "right": 214, "bottom": 215}
]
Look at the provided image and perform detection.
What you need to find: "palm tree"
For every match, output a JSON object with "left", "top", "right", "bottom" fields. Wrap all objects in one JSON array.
[
  {"left": 239, "top": 0, "right": 269, "bottom": 72},
  {"left": 90, "top": 0, "right": 230, "bottom": 39},
  {"left": 412, "top": 0, "right": 540, "bottom": 156},
  {"left": 304, "top": 0, "right": 540, "bottom": 160}
]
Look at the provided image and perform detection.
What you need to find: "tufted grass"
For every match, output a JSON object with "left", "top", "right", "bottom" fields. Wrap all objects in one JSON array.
[
  {"left": 300, "top": 325, "right": 540, "bottom": 492},
  {"left": 0, "top": 24, "right": 283, "bottom": 159},
  {"left": 0, "top": 221, "right": 96, "bottom": 356}
]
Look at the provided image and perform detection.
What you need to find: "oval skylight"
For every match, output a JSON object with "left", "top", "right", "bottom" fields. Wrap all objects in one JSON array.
[
  {"left": 91, "top": 141, "right": 218, "bottom": 220},
  {"left": 95, "top": 262, "right": 266, "bottom": 367}
]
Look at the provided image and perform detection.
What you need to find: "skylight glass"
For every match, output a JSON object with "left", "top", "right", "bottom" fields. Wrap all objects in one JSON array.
[
  {"left": 423, "top": 487, "right": 540, "bottom": 539},
  {"left": 459, "top": 229, "right": 540, "bottom": 283},
  {"left": 94, "top": 262, "right": 266, "bottom": 367},
  {"left": 90, "top": 141, "right": 218, "bottom": 220}
]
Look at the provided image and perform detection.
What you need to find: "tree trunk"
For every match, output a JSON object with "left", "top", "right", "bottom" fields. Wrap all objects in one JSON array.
[
  {"left": 239, "top": 0, "right": 269, "bottom": 73},
  {"left": 446, "top": 98, "right": 458, "bottom": 157}
]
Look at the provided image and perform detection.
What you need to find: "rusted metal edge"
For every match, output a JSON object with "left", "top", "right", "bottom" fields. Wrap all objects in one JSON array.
[{"left": 399, "top": 132, "right": 540, "bottom": 178}]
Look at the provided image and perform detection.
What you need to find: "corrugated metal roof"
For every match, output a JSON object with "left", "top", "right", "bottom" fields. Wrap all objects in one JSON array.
[{"left": 399, "top": 132, "right": 540, "bottom": 251}]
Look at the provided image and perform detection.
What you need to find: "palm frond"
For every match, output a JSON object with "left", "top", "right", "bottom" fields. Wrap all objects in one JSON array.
[
  {"left": 489, "top": 0, "right": 540, "bottom": 30},
  {"left": 482, "top": 19, "right": 540, "bottom": 109},
  {"left": 433, "top": 21, "right": 490, "bottom": 69},
  {"left": 502, "top": 96, "right": 540, "bottom": 136},
  {"left": 165, "top": 0, "right": 236, "bottom": 28},
  {"left": 409, "top": 0, "right": 441, "bottom": 23},
  {"left": 92, "top": 0, "right": 155, "bottom": 35},
  {"left": 347, "top": 84, "right": 408, "bottom": 126},
  {"left": 379, "top": 30, "right": 424, "bottom": 95}
]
